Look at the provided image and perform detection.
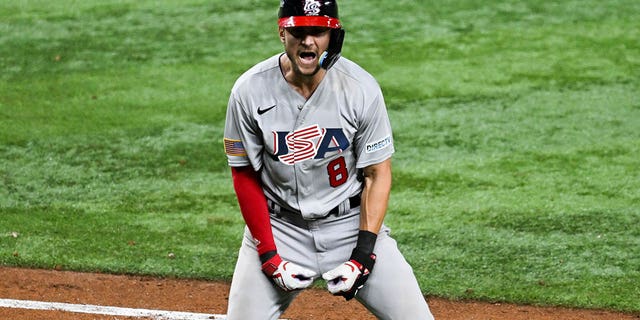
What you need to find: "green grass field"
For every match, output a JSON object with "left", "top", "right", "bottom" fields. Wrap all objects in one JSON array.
[{"left": 1, "top": 0, "right": 639, "bottom": 313}]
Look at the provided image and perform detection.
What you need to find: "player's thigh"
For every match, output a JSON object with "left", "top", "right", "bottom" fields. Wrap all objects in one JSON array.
[
  {"left": 356, "top": 230, "right": 434, "bottom": 320},
  {"left": 226, "top": 228, "right": 298, "bottom": 320}
]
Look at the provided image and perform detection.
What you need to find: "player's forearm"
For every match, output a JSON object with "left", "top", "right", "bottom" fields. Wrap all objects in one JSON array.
[
  {"left": 359, "top": 158, "right": 392, "bottom": 234},
  {"left": 231, "top": 166, "right": 277, "bottom": 256}
]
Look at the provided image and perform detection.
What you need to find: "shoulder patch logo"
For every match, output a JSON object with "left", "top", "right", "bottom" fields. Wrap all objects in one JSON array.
[
  {"left": 366, "top": 135, "right": 392, "bottom": 153},
  {"left": 224, "top": 138, "right": 247, "bottom": 157}
]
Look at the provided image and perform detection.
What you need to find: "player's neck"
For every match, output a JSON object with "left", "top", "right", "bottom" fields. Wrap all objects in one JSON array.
[{"left": 280, "top": 54, "right": 326, "bottom": 100}]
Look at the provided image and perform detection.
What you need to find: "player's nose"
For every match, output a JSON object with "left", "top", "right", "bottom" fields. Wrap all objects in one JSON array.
[{"left": 300, "top": 34, "right": 315, "bottom": 46}]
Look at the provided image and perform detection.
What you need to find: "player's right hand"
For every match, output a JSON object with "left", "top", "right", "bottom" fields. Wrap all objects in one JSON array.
[{"left": 261, "top": 254, "right": 317, "bottom": 292}]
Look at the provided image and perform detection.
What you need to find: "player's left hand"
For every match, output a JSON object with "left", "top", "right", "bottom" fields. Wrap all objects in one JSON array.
[{"left": 322, "top": 248, "right": 376, "bottom": 300}]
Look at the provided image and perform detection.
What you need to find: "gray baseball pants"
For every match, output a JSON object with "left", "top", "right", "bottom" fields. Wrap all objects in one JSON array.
[{"left": 225, "top": 208, "right": 434, "bottom": 320}]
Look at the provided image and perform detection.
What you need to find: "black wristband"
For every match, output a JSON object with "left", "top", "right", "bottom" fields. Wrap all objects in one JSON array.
[
  {"left": 259, "top": 250, "right": 277, "bottom": 264},
  {"left": 355, "top": 230, "right": 377, "bottom": 255},
  {"left": 350, "top": 247, "right": 376, "bottom": 274}
]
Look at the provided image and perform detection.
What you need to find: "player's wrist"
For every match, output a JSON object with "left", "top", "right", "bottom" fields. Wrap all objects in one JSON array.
[
  {"left": 261, "top": 252, "right": 282, "bottom": 276},
  {"left": 355, "top": 230, "right": 377, "bottom": 255},
  {"left": 351, "top": 230, "right": 377, "bottom": 274},
  {"left": 350, "top": 247, "right": 376, "bottom": 273},
  {"left": 259, "top": 250, "right": 278, "bottom": 264}
]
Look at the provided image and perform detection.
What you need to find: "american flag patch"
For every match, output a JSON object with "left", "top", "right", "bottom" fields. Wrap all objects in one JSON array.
[{"left": 224, "top": 138, "right": 247, "bottom": 156}]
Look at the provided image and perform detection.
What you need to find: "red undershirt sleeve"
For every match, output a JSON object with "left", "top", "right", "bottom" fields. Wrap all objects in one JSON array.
[{"left": 231, "top": 166, "right": 277, "bottom": 256}]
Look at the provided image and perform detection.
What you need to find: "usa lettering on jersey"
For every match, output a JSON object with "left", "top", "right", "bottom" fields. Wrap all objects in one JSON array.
[{"left": 273, "top": 124, "right": 350, "bottom": 165}]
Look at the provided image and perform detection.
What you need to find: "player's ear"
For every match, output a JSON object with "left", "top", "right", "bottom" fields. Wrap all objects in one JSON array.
[{"left": 279, "top": 27, "right": 285, "bottom": 43}]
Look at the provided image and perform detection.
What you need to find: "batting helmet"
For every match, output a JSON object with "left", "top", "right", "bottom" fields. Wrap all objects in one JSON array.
[
  {"left": 278, "top": 0, "right": 341, "bottom": 29},
  {"left": 278, "top": 0, "right": 345, "bottom": 69}
]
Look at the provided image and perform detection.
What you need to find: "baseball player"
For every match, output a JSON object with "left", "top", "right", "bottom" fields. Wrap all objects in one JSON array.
[{"left": 223, "top": 0, "right": 434, "bottom": 319}]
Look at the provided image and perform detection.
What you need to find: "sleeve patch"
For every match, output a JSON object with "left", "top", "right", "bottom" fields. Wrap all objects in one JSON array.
[
  {"left": 365, "top": 135, "right": 392, "bottom": 153},
  {"left": 224, "top": 138, "right": 247, "bottom": 157}
]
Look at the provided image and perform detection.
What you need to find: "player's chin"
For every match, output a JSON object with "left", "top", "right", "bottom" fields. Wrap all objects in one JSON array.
[{"left": 294, "top": 61, "right": 321, "bottom": 76}]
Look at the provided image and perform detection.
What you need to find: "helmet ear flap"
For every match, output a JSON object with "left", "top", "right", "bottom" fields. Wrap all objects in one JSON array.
[{"left": 319, "top": 28, "right": 345, "bottom": 70}]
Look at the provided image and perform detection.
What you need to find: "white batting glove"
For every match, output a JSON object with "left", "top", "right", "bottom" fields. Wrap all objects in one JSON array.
[
  {"left": 322, "top": 260, "right": 363, "bottom": 295},
  {"left": 322, "top": 249, "right": 376, "bottom": 300},
  {"left": 262, "top": 254, "right": 317, "bottom": 292}
]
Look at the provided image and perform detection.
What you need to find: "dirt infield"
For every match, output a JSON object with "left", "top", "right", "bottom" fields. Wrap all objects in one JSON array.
[{"left": 1, "top": 267, "right": 638, "bottom": 320}]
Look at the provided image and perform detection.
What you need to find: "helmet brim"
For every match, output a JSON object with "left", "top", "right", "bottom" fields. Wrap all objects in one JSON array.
[{"left": 278, "top": 16, "right": 341, "bottom": 29}]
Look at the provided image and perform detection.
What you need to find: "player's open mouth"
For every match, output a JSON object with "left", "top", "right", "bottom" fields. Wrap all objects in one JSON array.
[{"left": 299, "top": 52, "right": 317, "bottom": 63}]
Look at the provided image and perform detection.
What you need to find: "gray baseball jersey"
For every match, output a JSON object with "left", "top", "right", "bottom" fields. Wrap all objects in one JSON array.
[
  {"left": 224, "top": 54, "right": 435, "bottom": 320},
  {"left": 224, "top": 53, "right": 395, "bottom": 219}
]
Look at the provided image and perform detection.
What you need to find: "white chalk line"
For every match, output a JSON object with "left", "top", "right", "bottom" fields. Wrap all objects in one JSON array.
[{"left": 0, "top": 298, "right": 224, "bottom": 319}]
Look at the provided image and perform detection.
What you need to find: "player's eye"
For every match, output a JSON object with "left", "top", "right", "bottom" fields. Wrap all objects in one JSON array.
[{"left": 287, "top": 27, "right": 329, "bottom": 38}]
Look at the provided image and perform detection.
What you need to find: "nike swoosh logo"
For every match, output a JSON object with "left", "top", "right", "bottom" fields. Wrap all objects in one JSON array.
[{"left": 257, "top": 104, "right": 277, "bottom": 115}]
